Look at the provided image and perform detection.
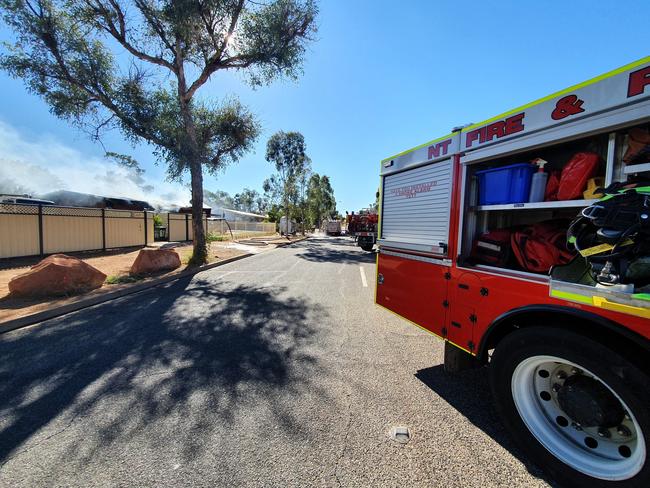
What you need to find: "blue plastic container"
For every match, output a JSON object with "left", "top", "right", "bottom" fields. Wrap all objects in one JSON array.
[{"left": 475, "top": 163, "right": 535, "bottom": 205}]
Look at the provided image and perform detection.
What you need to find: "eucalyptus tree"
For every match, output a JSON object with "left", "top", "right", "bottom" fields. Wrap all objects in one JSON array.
[
  {"left": 0, "top": 0, "right": 317, "bottom": 264},
  {"left": 265, "top": 130, "right": 308, "bottom": 235},
  {"left": 307, "top": 172, "right": 336, "bottom": 227}
]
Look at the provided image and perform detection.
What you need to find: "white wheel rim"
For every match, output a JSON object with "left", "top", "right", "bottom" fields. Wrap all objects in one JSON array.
[{"left": 511, "top": 355, "right": 646, "bottom": 480}]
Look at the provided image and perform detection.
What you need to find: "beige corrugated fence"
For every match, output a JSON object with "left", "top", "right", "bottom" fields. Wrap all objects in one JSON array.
[
  {"left": 166, "top": 213, "right": 208, "bottom": 242},
  {"left": 1, "top": 204, "right": 279, "bottom": 260},
  {"left": 0, "top": 203, "right": 153, "bottom": 259}
]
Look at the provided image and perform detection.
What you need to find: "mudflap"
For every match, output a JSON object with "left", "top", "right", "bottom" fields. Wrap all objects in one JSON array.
[{"left": 443, "top": 341, "right": 479, "bottom": 373}]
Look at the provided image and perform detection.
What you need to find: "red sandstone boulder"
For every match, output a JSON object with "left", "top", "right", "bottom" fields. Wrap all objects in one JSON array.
[
  {"left": 9, "top": 254, "right": 107, "bottom": 298},
  {"left": 130, "top": 248, "right": 181, "bottom": 275}
]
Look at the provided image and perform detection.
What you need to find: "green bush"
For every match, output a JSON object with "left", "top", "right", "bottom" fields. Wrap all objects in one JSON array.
[{"left": 206, "top": 232, "right": 226, "bottom": 242}]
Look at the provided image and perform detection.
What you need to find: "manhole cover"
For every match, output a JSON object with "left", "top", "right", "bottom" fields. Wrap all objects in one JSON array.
[{"left": 389, "top": 426, "right": 411, "bottom": 444}]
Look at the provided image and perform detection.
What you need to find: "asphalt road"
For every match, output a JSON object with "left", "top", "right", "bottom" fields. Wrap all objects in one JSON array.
[{"left": 0, "top": 236, "right": 552, "bottom": 487}]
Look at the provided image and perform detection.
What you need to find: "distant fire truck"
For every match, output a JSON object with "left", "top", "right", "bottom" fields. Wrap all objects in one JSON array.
[
  {"left": 376, "top": 57, "right": 650, "bottom": 486},
  {"left": 346, "top": 209, "right": 378, "bottom": 251}
]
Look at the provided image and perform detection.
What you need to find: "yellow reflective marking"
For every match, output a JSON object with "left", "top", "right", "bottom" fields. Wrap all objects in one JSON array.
[
  {"left": 551, "top": 290, "right": 594, "bottom": 305},
  {"left": 381, "top": 132, "right": 454, "bottom": 163},
  {"left": 463, "top": 56, "right": 650, "bottom": 131},
  {"left": 579, "top": 239, "right": 634, "bottom": 257},
  {"left": 593, "top": 296, "right": 650, "bottom": 319},
  {"left": 447, "top": 340, "right": 474, "bottom": 356}
]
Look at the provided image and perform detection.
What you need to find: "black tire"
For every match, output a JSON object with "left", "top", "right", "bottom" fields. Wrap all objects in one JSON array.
[
  {"left": 490, "top": 326, "right": 650, "bottom": 488},
  {"left": 360, "top": 244, "right": 374, "bottom": 252}
]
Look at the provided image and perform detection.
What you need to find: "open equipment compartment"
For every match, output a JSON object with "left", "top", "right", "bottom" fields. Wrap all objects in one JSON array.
[
  {"left": 458, "top": 116, "right": 650, "bottom": 280},
  {"left": 459, "top": 131, "right": 612, "bottom": 276}
]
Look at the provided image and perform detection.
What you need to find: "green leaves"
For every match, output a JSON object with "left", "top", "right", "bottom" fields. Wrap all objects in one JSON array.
[
  {"left": 238, "top": 0, "right": 318, "bottom": 86},
  {"left": 0, "top": 0, "right": 318, "bottom": 263},
  {"left": 307, "top": 172, "right": 336, "bottom": 226}
]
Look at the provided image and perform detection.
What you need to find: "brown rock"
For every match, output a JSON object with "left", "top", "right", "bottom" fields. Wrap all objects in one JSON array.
[
  {"left": 130, "top": 248, "right": 181, "bottom": 275},
  {"left": 9, "top": 254, "right": 107, "bottom": 298}
]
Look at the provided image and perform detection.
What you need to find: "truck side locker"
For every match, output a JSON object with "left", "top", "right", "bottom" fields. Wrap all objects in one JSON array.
[
  {"left": 376, "top": 133, "right": 460, "bottom": 339},
  {"left": 447, "top": 271, "right": 483, "bottom": 352}
]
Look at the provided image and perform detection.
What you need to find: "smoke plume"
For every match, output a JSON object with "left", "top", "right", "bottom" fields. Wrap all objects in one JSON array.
[{"left": 0, "top": 120, "right": 190, "bottom": 209}]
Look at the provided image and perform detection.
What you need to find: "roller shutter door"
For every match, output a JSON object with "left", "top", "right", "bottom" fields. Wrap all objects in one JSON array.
[{"left": 381, "top": 159, "right": 453, "bottom": 253}]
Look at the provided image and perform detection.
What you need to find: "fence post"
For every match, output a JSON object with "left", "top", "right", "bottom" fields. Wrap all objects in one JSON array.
[
  {"left": 185, "top": 213, "right": 189, "bottom": 241},
  {"left": 101, "top": 208, "right": 106, "bottom": 251},
  {"left": 38, "top": 204, "right": 44, "bottom": 256},
  {"left": 143, "top": 210, "right": 148, "bottom": 245}
]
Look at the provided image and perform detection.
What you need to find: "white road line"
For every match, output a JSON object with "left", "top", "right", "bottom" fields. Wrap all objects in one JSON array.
[{"left": 359, "top": 266, "right": 368, "bottom": 288}]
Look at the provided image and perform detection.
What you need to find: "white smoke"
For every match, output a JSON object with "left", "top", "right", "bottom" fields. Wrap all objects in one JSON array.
[{"left": 0, "top": 120, "right": 190, "bottom": 209}]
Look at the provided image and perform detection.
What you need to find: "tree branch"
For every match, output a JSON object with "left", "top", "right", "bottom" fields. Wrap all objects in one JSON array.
[
  {"left": 132, "top": 0, "right": 176, "bottom": 55},
  {"left": 184, "top": 0, "right": 245, "bottom": 101},
  {"left": 82, "top": 0, "right": 176, "bottom": 72}
]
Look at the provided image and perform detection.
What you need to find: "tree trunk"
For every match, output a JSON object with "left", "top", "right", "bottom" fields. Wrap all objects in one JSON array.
[
  {"left": 176, "top": 45, "right": 208, "bottom": 266},
  {"left": 189, "top": 159, "right": 207, "bottom": 265},
  {"left": 284, "top": 196, "right": 290, "bottom": 239}
]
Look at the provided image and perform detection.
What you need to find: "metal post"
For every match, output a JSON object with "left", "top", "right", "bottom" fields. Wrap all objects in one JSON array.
[
  {"left": 38, "top": 204, "right": 44, "bottom": 256},
  {"left": 101, "top": 208, "right": 106, "bottom": 251},
  {"left": 143, "top": 210, "right": 148, "bottom": 245},
  {"left": 185, "top": 213, "right": 189, "bottom": 241}
]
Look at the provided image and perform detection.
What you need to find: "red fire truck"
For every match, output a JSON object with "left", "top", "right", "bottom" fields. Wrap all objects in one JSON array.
[
  {"left": 346, "top": 209, "right": 378, "bottom": 251},
  {"left": 376, "top": 57, "right": 650, "bottom": 487}
]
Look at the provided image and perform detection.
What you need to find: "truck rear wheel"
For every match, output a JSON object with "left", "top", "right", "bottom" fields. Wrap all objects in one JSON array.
[
  {"left": 360, "top": 243, "right": 374, "bottom": 252},
  {"left": 490, "top": 327, "right": 649, "bottom": 487}
]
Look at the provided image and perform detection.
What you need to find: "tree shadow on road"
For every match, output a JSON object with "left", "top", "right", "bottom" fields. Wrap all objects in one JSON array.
[
  {"left": 415, "top": 365, "right": 558, "bottom": 487},
  {"left": 0, "top": 275, "right": 328, "bottom": 467},
  {"left": 294, "top": 237, "right": 376, "bottom": 264}
]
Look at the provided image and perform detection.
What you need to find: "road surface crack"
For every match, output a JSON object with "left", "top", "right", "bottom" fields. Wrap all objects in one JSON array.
[{"left": 1, "top": 410, "right": 82, "bottom": 470}]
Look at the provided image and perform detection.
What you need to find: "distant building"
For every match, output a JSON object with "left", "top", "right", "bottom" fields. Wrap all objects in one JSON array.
[
  {"left": 212, "top": 207, "right": 267, "bottom": 222},
  {"left": 41, "top": 190, "right": 154, "bottom": 211},
  {"left": 0, "top": 194, "right": 55, "bottom": 206}
]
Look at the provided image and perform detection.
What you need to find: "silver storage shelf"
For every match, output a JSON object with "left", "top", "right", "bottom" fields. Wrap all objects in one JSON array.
[
  {"left": 623, "top": 163, "right": 650, "bottom": 174},
  {"left": 474, "top": 199, "right": 597, "bottom": 212}
]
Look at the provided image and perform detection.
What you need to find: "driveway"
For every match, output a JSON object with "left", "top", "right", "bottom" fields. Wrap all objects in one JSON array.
[{"left": 0, "top": 236, "right": 552, "bottom": 487}]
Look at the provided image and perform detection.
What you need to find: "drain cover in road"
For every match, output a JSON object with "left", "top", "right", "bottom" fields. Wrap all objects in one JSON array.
[{"left": 389, "top": 426, "right": 411, "bottom": 444}]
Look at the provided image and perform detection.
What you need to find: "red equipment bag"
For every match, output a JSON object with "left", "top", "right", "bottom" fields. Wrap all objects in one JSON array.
[
  {"left": 557, "top": 152, "right": 600, "bottom": 200},
  {"left": 511, "top": 221, "right": 575, "bottom": 273},
  {"left": 470, "top": 229, "right": 512, "bottom": 267},
  {"left": 544, "top": 170, "right": 561, "bottom": 201}
]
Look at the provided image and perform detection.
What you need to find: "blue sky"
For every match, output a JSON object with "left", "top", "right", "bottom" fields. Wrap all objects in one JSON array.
[{"left": 1, "top": 1, "right": 649, "bottom": 211}]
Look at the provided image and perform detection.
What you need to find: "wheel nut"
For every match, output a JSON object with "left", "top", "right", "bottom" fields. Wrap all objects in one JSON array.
[
  {"left": 556, "top": 371, "right": 567, "bottom": 380},
  {"left": 552, "top": 383, "right": 562, "bottom": 392},
  {"left": 571, "top": 368, "right": 582, "bottom": 375},
  {"left": 597, "top": 428, "right": 611, "bottom": 438},
  {"left": 617, "top": 425, "right": 631, "bottom": 437},
  {"left": 572, "top": 422, "right": 583, "bottom": 431}
]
